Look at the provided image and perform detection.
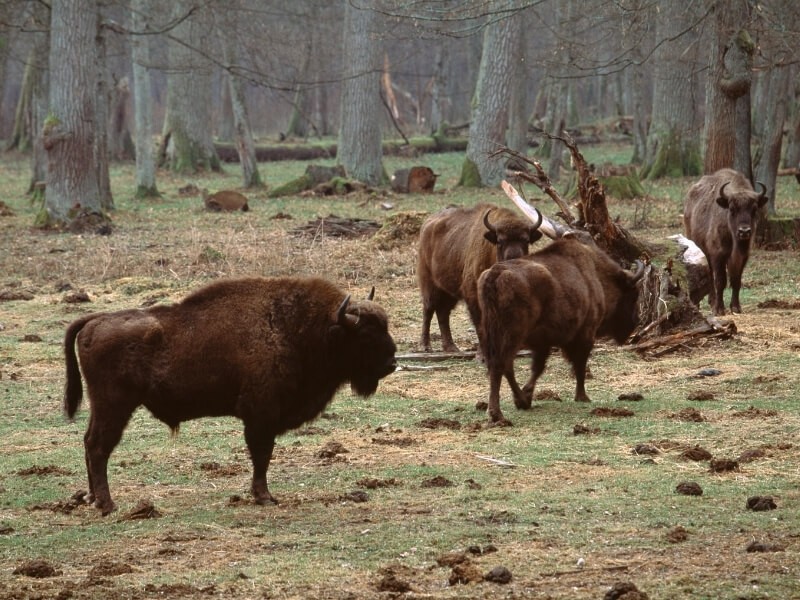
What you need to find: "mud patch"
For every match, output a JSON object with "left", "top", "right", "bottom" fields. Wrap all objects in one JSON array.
[
  {"left": 16, "top": 464, "right": 73, "bottom": 476},
  {"left": 680, "top": 445, "right": 713, "bottom": 461},
  {"left": 675, "top": 482, "right": 703, "bottom": 496},
  {"left": 757, "top": 299, "right": 800, "bottom": 309},
  {"left": 632, "top": 443, "right": 660, "bottom": 455},
  {"left": 666, "top": 525, "right": 689, "bottom": 543},
  {"left": 574, "top": 424, "right": 600, "bottom": 435},
  {"left": 120, "top": 499, "right": 162, "bottom": 520},
  {"left": 687, "top": 390, "right": 715, "bottom": 401},
  {"left": 746, "top": 540, "right": 785, "bottom": 552},
  {"left": 199, "top": 462, "right": 245, "bottom": 477},
  {"left": 732, "top": 406, "right": 778, "bottom": 418},
  {"left": 421, "top": 475, "right": 453, "bottom": 488},
  {"left": 418, "top": 417, "right": 461, "bottom": 430},
  {"left": 12, "top": 559, "right": 62, "bottom": 578},
  {"left": 356, "top": 477, "right": 399, "bottom": 489},
  {"left": 709, "top": 458, "right": 739, "bottom": 473},
  {"left": 670, "top": 408, "right": 705, "bottom": 422},
  {"left": 371, "top": 436, "right": 416, "bottom": 447},
  {"left": 89, "top": 560, "right": 136, "bottom": 577},
  {"left": 315, "top": 440, "right": 349, "bottom": 458},
  {"left": 604, "top": 581, "right": 649, "bottom": 599},
  {"left": 746, "top": 495, "right": 777, "bottom": 511}
]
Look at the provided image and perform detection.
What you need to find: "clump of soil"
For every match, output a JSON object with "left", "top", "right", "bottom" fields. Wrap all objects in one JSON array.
[
  {"left": 687, "top": 390, "right": 715, "bottom": 401},
  {"left": 356, "top": 477, "right": 399, "bottom": 489},
  {"left": 371, "top": 436, "right": 416, "bottom": 447},
  {"left": 16, "top": 464, "right": 72, "bottom": 476},
  {"left": 738, "top": 448, "right": 767, "bottom": 463},
  {"left": 12, "top": 559, "right": 61, "bottom": 578},
  {"left": 340, "top": 490, "right": 369, "bottom": 503},
  {"left": 757, "top": 299, "right": 800, "bottom": 309},
  {"left": 666, "top": 525, "right": 689, "bottom": 543},
  {"left": 604, "top": 581, "right": 649, "bottom": 599},
  {"left": 448, "top": 561, "right": 483, "bottom": 585},
  {"left": 199, "top": 462, "right": 245, "bottom": 477},
  {"left": 632, "top": 443, "right": 660, "bottom": 455},
  {"left": 421, "top": 475, "right": 453, "bottom": 488},
  {"left": 680, "top": 445, "right": 713, "bottom": 461},
  {"left": 618, "top": 392, "right": 644, "bottom": 401},
  {"left": 536, "top": 389, "right": 563, "bottom": 401},
  {"left": 591, "top": 407, "right": 634, "bottom": 417},
  {"left": 372, "top": 211, "right": 426, "bottom": 250},
  {"left": 732, "top": 406, "right": 778, "bottom": 418},
  {"left": 121, "top": 499, "right": 162, "bottom": 520},
  {"left": 436, "top": 552, "right": 468, "bottom": 567},
  {"left": 675, "top": 482, "right": 703, "bottom": 496},
  {"left": 709, "top": 458, "right": 739, "bottom": 473},
  {"left": 746, "top": 540, "right": 785, "bottom": 552},
  {"left": 89, "top": 560, "right": 135, "bottom": 577},
  {"left": 484, "top": 565, "right": 513, "bottom": 584},
  {"left": 671, "top": 408, "right": 705, "bottom": 422},
  {"left": 316, "top": 440, "right": 348, "bottom": 458},
  {"left": 746, "top": 495, "right": 777, "bottom": 511}
]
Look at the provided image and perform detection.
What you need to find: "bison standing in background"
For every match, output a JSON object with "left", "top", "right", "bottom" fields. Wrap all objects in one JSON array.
[
  {"left": 417, "top": 203, "right": 543, "bottom": 353},
  {"left": 683, "top": 168, "right": 767, "bottom": 315},
  {"left": 478, "top": 237, "right": 645, "bottom": 423},
  {"left": 63, "top": 277, "right": 397, "bottom": 515}
]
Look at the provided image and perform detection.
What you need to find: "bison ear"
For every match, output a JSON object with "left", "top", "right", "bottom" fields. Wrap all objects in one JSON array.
[{"left": 483, "top": 230, "right": 498, "bottom": 245}]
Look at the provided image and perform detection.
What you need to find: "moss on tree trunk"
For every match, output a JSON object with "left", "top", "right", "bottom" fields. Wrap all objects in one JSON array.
[{"left": 458, "top": 157, "right": 482, "bottom": 187}]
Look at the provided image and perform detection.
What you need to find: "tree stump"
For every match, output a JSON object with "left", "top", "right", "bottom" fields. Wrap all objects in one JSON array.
[{"left": 390, "top": 166, "right": 438, "bottom": 193}]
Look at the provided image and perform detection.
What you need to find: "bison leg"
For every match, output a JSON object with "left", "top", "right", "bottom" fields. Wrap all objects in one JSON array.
[
  {"left": 244, "top": 423, "right": 277, "bottom": 505},
  {"left": 709, "top": 257, "right": 728, "bottom": 316},
  {"left": 564, "top": 343, "right": 592, "bottom": 402},
  {"left": 521, "top": 348, "right": 550, "bottom": 405},
  {"left": 486, "top": 367, "right": 511, "bottom": 424},
  {"left": 421, "top": 291, "right": 459, "bottom": 352},
  {"left": 505, "top": 368, "right": 531, "bottom": 410},
  {"left": 83, "top": 406, "right": 133, "bottom": 515},
  {"left": 728, "top": 253, "right": 747, "bottom": 313}
]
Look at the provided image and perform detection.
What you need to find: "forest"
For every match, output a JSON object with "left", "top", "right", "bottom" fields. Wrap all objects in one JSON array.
[{"left": 0, "top": 0, "right": 799, "bottom": 228}]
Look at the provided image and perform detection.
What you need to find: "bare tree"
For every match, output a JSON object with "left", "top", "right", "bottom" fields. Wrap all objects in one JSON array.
[
  {"left": 642, "top": 0, "right": 704, "bottom": 179},
  {"left": 460, "top": 2, "right": 522, "bottom": 187},
  {"left": 131, "top": 0, "right": 159, "bottom": 199},
  {"left": 160, "top": 1, "right": 220, "bottom": 174},
  {"left": 337, "top": 0, "right": 384, "bottom": 186},
  {"left": 40, "top": 0, "right": 110, "bottom": 231}
]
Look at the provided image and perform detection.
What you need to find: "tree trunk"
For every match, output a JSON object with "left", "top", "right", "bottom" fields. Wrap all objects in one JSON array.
[
  {"left": 216, "top": 0, "right": 262, "bottom": 188},
  {"left": 6, "top": 49, "right": 35, "bottom": 153},
  {"left": 41, "top": 0, "right": 109, "bottom": 232},
  {"left": 506, "top": 12, "right": 530, "bottom": 156},
  {"left": 94, "top": 7, "right": 114, "bottom": 212},
  {"left": 131, "top": 0, "right": 159, "bottom": 199},
  {"left": 753, "top": 64, "right": 790, "bottom": 216},
  {"left": 783, "top": 69, "right": 800, "bottom": 170},
  {"left": 642, "top": 0, "right": 703, "bottom": 179},
  {"left": 161, "top": 1, "right": 220, "bottom": 174},
  {"left": 429, "top": 39, "right": 449, "bottom": 135},
  {"left": 460, "top": 1, "right": 522, "bottom": 187},
  {"left": 337, "top": 0, "right": 384, "bottom": 186},
  {"left": 27, "top": 0, "right": 50, "bottom": 197},
  {"left": 703, "top": 0, "right": 754, "bottom": 175}
]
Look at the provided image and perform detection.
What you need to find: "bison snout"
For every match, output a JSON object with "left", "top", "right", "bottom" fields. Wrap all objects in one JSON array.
[{"left": 737, "top": 226, "right": 752, "bottom": 240}]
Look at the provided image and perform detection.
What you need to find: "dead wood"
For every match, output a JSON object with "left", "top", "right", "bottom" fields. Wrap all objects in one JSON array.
[{"left": 290, "top": 215, "right": 380, "bottom": 239}]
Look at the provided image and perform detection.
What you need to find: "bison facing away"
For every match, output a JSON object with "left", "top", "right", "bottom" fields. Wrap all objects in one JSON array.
[
  {"left": 417, "top": 203, "right": 543, "bottom": 353},
  {"left": 63, "top": 277, "right": 397, "bottom": 514},
  {"left": 683, "top": 168, "right": 767, "bottom": 315},
  {"left": 202, "top": 188, "right": 249, "bottom": 212},
  {"left": 478, "top": 237, "right": 645, "bottom": 423}
]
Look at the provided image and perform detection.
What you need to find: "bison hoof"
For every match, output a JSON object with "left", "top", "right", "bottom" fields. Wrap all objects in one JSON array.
[
  {"left": 96, "top": 501, "right": 116, "bottom": 516},
  {"left": 488, "top": 416, "right": 513, "bottom": 427},
  {"left": 574, "top": 395, "right": 591, "bottom": 403},
  {"left": 442, "top": 342, "right": 460, "bottom": 353},
  {"left": 254, "top": 494, "right": 278, "bottom": 506}
]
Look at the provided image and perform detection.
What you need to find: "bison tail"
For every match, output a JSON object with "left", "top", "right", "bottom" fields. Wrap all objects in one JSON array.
[
  {"left": 63, "top": 315, "right": 94, "bottom": 420},
  {"left": 477, "top": 267, "right": 511, "bottom": 368}
]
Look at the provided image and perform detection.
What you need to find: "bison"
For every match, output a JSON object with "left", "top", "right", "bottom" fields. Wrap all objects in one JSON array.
[
  {"left": 683, "top": 168, "right": 767, "bottom": 315},
  {"left": 478, "top": 237, "right": 645, "bottom": 423},
  {"left": 63, "top": 277, "right": 397, "bottom": 514},
  {"left": 417, "top": 203, "right": 543, "bottom": 353}
]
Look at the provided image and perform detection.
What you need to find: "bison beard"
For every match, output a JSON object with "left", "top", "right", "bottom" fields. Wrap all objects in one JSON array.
[
  {"left": 63, "top": 277, "right": 397, "bottom": 515},
  {"left": 683, "top": 168, "right": 768, "bottom": 315},
  {"left": 478, "top": 237, "right": 645, "bottom": 423}
]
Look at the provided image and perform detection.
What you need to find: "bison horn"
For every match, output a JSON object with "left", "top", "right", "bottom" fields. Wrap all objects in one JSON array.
[
  {"left": 756, "top": 181, "right": 767, "bottom": 198},
  {"left": 719, "top": 181, "right": 730, "bottom": 200},
  {"left": 366, "top": 286, "right": 375, "bottom": 301},
  {"left": 337, "top": 294, "right": 359, "bottom": 328},
  {"left": 483, "top": 209, "right": 497, "bottom": 234},
  {"left": 528, "top": 204, "right": 543, "bottom": 231}
]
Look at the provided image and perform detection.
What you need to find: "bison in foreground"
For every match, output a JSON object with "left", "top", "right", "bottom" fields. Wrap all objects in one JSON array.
[
  {"left": 478, "top": 237, "right": 645, "bottom": 423},
  {"left": 417, "top": 203, "right": 543, "bottom": 353},
  {"left": 683, "top": 168, "right": 767, "bottom": 315},
  {"left": 63, "top": 277, "right": 397, "bottom": 514}
]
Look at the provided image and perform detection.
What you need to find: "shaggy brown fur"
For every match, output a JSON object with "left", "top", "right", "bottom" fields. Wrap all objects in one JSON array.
[
  {"left": 63, "top": 277, "right": 396, "bottom": 514},
  {"left": 683, "top": 168, "right": 767, "bottom": 315},
  {"left": 478, "top": 238, "right": 644, "bottom": 423},
  {"left": 417, "top": 203, "right": 543, "bottom": 353},
  {"left": 202, "top": 189, "right": 249, "bottom": 212}
]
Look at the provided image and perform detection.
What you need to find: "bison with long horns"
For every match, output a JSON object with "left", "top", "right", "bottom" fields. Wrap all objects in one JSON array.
[
  {"left": 63, "top": 277, "right": 397, "bottom": 514},
  {"left": 683, "top": 168, "right": 768, "bottom": 315},
  {"left": 417, "top": 203, "right": 543, "bottom": 353}
]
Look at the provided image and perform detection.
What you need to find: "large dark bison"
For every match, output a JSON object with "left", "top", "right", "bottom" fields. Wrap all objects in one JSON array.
[
  {"left": 417, "top": 203, "right": 543, "bottom": 352},
  {"left": 478, "top": 237, "right": 645, "bottom": 423},
  {"left": 63, "top": 277, "right": 397, "bottom": 514},
  {"left": 683, "top": 168, "right": 767, "bottom": 315}
]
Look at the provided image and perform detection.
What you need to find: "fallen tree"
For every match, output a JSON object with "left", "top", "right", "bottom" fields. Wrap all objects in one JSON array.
[{"left": 493, "top": 134, "right": 731, "bottom": 357}]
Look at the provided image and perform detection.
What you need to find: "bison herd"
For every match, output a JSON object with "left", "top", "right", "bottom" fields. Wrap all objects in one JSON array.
[{"left": 63, "top": 168, "right": 767, "bottom": 513}]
